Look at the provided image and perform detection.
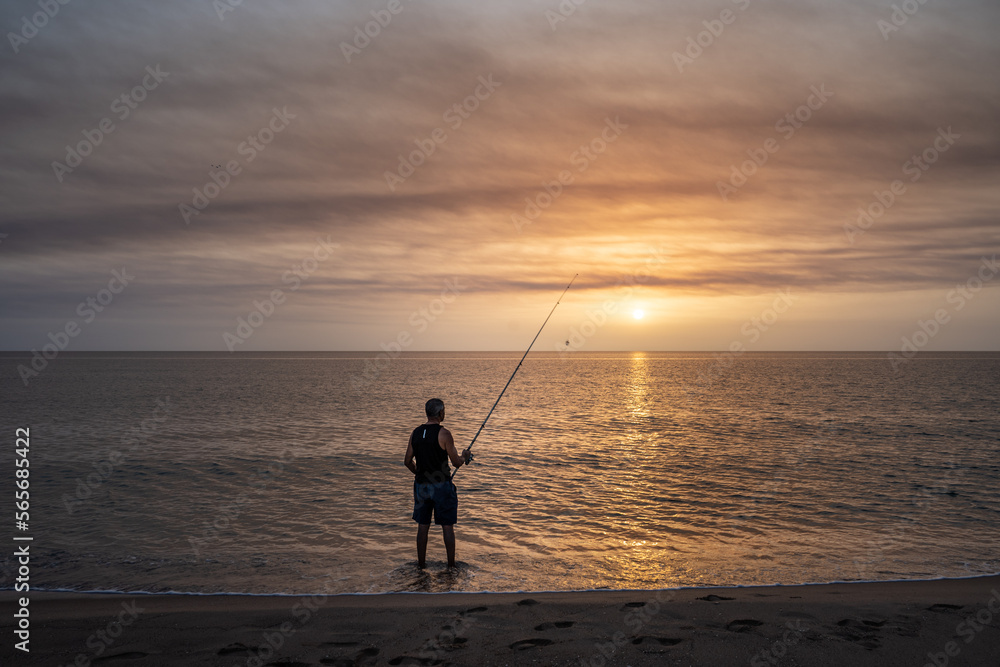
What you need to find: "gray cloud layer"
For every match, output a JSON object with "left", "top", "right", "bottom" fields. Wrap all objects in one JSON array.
[{"left": 1, "top": 0, "right": 998, "bottom": 349}]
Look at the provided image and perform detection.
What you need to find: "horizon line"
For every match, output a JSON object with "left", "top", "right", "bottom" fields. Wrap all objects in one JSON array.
[{"left": 2, "top": 350, "right": 999, "bottom": 355}]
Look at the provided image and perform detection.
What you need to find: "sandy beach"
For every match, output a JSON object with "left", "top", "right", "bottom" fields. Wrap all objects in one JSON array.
[{"left": 4, "top": 575, "right": 999, "bottom": 666}]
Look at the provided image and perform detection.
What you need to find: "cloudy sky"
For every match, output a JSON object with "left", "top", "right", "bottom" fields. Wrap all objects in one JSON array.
[{"left": 1, "top": 0, "right": 998, "bottom": 351}]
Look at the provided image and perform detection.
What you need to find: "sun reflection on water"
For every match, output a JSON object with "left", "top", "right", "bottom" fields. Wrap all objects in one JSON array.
[{"left": 626, "top": 352, "right": 651, "bottom": 423}]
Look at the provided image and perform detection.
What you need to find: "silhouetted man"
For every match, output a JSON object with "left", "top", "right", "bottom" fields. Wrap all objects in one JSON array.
[{"left": 404, "top": 398, "right": 472, "bottom": 568}]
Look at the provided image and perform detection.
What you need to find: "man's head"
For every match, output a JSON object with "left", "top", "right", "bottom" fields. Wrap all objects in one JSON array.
[{"left": 425, "top": 398, "right": 445, "bottom": 420}]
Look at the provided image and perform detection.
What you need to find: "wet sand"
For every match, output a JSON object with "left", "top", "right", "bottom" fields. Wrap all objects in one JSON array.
[{"left": 3, "top": 575, "right": 999, "bottom": 666}]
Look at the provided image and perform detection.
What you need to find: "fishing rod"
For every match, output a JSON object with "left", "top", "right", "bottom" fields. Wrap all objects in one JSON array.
[{"left": 453, "top": 273, "right": 578, "bottom": 478}]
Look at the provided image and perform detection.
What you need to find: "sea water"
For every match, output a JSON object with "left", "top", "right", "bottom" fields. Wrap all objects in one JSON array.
[{"left": 2, "top": 351, "right": 998, "bottom": 594}]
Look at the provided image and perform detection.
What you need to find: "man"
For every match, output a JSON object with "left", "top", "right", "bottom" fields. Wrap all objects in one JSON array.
[{"left": 404, "top": 398, "right": 472, "bottom": 568}]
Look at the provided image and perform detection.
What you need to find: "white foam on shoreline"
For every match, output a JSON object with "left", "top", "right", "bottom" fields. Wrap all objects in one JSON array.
[{"left": 9, "top": 571, "right": 1000, "bottom": 598}]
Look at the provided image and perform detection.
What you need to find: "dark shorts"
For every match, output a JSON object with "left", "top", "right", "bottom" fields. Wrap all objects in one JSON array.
[{"left": 412, "top": 480, "right": 458, "bottom": 526}]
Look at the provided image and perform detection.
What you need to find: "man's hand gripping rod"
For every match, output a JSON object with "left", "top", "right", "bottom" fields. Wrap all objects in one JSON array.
[{"left": 453, "top": 274, "right": 578, "bottom": 477}]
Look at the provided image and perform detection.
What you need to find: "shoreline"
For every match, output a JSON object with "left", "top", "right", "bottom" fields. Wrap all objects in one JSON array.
[
  {"left": 11, "top": 570, "right": 1000, "bottom": 598},
  {"left": 5, "top": 575, "right": 999, "bottom": 666}
]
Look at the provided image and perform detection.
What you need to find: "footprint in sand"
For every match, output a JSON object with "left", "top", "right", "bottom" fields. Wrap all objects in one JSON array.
[
  {"left": 387, "top": 657, "right": 439, "bottom": 666},
  {"left": 891, "top": 617, "right": 921, "bottom": 638},
  {"left": 697, "top": 594, "right": 734, "bottom": 602},
  {"left": 218, "top": 642, "right": 259, "bottom": 655},
  {"left": 389, "top": 608, "right": 483, "bottom": 666},
  {"left": 622, "top": 601, "right": 646, "bottom": 609},
  {"left": 535, "top": 621, "right": 575, "bottom": 630},
  {"left": 834, "top": 619, "right": 882, "bottom": 650},
  {"left": 837, "top": 618, "right": 884, "bottom": 629},
  {"left": 461, "top": 606, "right": 488, "bottom": 614},
  {"left": 354, "top": 647, "right": 380, "bottom": 663},
  {"left": 510, "top": 637, "right": 555, "bottom": 649},
  {"left": 320, "top": 645, "right": 379, "bottom": 666},
  {"left": 516, "top": 598, "right": 540, "bottom": 606},
  {"left": 927, "top": 603, "right": 963, "bottom": 613},
  {"left": 94, "top": 652, "right": 150, "bottom": 662},
  {"left": 319, "top": 641, "right": 362, "bottom": 648},
  {"left": 726, "top": 619, "right": 764, "bottom": 633},
  {"left": 631, "top": 636, "right": 684, "bottom": 646}
]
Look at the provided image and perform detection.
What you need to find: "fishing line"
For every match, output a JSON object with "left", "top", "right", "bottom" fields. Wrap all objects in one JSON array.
[{"left": 453, "top": 273, "right": 578, "bottom": 478}]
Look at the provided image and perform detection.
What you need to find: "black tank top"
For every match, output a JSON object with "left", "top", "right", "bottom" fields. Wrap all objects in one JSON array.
[{"left": 412, "top": 423, "right": 451, "bottom": 483}]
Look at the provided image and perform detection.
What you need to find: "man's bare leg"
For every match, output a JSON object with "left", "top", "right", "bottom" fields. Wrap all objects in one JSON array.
[
  {"left": 416, "top": 523, "right": 430, "bottom": 568},
  {"left": 442, "top": 524, "right": 456, "bottom": 567}
]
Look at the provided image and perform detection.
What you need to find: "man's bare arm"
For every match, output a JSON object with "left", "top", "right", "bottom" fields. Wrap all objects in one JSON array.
[
  {"left": 439, "top": 427, "right": 470, "bottom": 468},
  {"left": 404, "top": 432, "right": 417, "bottom": 474}
]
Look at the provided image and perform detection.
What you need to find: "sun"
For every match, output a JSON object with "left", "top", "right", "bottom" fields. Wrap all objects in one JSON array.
[{"left": 632, "top": 308, "right": 645, "bottom": 320}]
